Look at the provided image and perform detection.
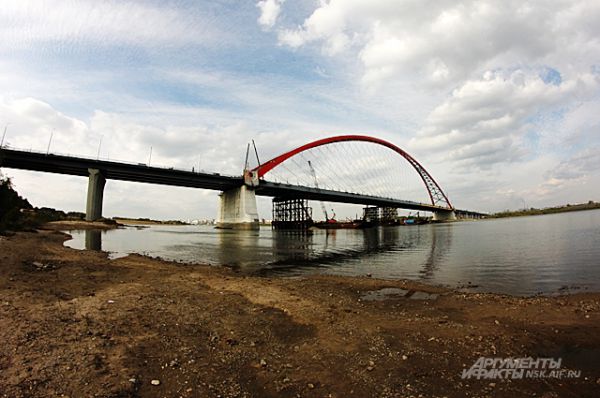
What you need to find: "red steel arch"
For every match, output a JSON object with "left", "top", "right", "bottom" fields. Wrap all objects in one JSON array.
[{"left": 250, "top": 135, "right": 453, "bottom": 209}]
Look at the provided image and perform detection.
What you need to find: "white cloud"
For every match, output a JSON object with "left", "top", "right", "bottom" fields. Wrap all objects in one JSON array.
[
  {"left": 0, "top": 0, "right": 221, "bottom": 49},
  {"left": 543, "top": 147, "right": 600, "bottom": 186},
  {"left": 257, "top": 0, "right": 285, "bottom": 29},
  {"left": 0, "top": 97, "right": 90, "bottom": 154},
  {"left": 409, "top": 69, "right": 600, "bottom": 168},
  {"left": 278, "top": 0, "right": 361, "bottom": 55},
  {"left": 276, "top": 0, "right": 600, "bottom": 88},
  {"left": 537, "top": 99, "right": 600, "bottom": 149}
]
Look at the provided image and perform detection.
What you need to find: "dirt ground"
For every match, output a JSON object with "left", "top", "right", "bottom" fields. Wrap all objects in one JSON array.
[{"left": 0, "top": 229, "right": 599, "bottom": 398}]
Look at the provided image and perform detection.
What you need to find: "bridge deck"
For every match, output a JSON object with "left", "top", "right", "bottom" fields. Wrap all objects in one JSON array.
[
  {"left": 0, "top": 148, "right": 241, "bottom": 191},
  {"left": 0, "top": 148, "right": 455, "bottom": 213}
]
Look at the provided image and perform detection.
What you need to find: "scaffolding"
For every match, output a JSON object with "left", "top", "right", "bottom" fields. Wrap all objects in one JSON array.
[
  {"left": 363, "top": 206, "right": 398, "bottom": 225},
  {"left": 272, "top": 198, "right": 313, "bottom": 230},
  {"left": 381, "top": 207, "right": 398, "bottom": 222},
  {"left": 363, "top": 206, "right": 380, "bottom": 223}
]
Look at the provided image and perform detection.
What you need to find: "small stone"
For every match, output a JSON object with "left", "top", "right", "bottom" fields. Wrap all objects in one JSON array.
[
  {"left": 402, "top": 355, "right": 408, "bottom": 360},
  {"left": 151, "top": 379, "right": 160, "bottom": 386},
  {"left": 259, "top": 359, "right": 267, "bottom": 367},
  {"left": 366, "top": 366, "right": 374, "bottom": 371},
  {"left": 489, "top": 382, "right": 496, "bottom": 387},
  {"left": 107, "top": 300, "right": 115, "bottom": 304},
  {"left": 368, "top": 360, "right": 375, "bottom": 366},
  {"left": 494, "top": 320, "right": 500, "bottom": 325},
  {"left": 128, "top": 378, "right": 136, "bottom": 383},
  {"left": 366, "top": 273, "right": 372, "bottom": 277},
  {"left": 307, "top": 383, "right": 315, "bottom": 389}
]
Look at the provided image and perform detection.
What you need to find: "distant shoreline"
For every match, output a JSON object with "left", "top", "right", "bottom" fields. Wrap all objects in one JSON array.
[
  {"left": 490, "top": 201, "right": 600, "bottom": 219},
  {"left": 113, "top": 218, "right": 189, "bottom": 226}
]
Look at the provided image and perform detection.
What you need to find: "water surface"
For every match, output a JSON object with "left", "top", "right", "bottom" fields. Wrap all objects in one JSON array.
[{"left": 65, "top": 209, "right": 600, "bottom": 296}]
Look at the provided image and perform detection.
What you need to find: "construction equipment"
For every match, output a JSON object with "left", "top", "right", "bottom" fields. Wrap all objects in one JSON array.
[{"left": 307, "top": 160, "right": 334, "bottom": 222}]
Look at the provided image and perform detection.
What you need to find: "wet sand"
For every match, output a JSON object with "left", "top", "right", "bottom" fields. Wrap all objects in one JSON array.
[{"left": 0, "top": 229, "right": 599, "bottom": 397}]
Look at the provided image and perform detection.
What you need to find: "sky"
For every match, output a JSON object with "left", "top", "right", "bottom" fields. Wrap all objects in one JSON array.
[{"left": 0, "top": 0, "right": 599, "bottom": 220}]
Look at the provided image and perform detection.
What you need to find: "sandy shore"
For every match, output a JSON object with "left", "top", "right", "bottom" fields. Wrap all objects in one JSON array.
[
  {"left": 0, "top": 229, "right": 599, "bottom": 397},
  {"left": 43, "top": 220, "right": 121, "bottom": 231}
]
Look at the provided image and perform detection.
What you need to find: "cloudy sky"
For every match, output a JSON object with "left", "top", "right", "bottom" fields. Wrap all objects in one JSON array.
[{"left": 1, "top": 0, "right": 599, "bottom": 220}]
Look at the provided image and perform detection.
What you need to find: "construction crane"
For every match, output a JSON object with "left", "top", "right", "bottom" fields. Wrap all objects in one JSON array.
[{"left": 307, "top": 160, "right": 334, "bottom": 222}]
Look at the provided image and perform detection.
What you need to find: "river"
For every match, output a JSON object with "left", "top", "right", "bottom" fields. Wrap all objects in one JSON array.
[{"left": 64, "top": 209, "right": 600, "bottom": 296}]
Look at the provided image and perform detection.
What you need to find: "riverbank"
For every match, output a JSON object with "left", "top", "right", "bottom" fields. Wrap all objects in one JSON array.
[
  {"left": 1, "top": 230, "right": 599, "bottom": 397},
  {"left": 114, "top": 218, "right": 189, "bottom": 226},
  {"left": 490, "top": 201, "right": 600, "bottom": 219},
  {"left": 43, "top": 220, "right": 122, "bottom": 231}
]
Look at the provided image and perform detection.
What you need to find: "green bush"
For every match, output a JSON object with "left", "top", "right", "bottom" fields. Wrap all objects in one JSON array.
[{"left": 0, "top": 174, "right": 33, "bottom": 232}]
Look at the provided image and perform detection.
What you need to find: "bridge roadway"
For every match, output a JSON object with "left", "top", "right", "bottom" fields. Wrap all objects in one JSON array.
[{"left": 0, "top": 148, "right": 475, "bottom": 216}]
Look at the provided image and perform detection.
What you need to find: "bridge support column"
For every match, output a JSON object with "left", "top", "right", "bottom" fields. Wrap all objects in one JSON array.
[
  {"left": 433, "top": 210, "right": 456, "bottom": 222},
  {"left": 217, "top": 186, "right": 259, "bottom": 230},
  {"left": 86, "top": 168, "right": 106, "bottom": 221}
]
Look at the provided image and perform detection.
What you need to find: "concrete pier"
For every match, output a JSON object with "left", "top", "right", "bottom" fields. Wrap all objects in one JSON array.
[
  {"left": 85, "top": 168, "right": 106, "bottom": 221},
  {"left": 217, "top": 186, "right": 259, "bottom": 230},
  {"left": 433, "top": 210, "right": 456, "bottom": 221}
]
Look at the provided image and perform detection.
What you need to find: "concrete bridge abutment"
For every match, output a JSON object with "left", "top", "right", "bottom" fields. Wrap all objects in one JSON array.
[
  {"left": 85, "top": 168, "right": 106, "bottom": 221},
  {"left": 432, "top": 210, "right": 456, "bottom": 222},
  {"left": 217, "top": 185, "right": 260, "bottom": 230}
]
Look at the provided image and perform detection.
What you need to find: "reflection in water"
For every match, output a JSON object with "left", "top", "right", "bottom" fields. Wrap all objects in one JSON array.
[
  {"left": 216, "top": 229, "right": 260, "bottom": 268},
  {"left": 420, "top": 225, "right": 453, "bottom": 280},
  {"left": 264, "top": 226, "right": 430, "bottom": 275},
  {"left": 85, "top": 230, "right": 102, "bottom": 251},
  {"left": 64, "top": 210, "right": 600, "bottom": 296},
  {"left": 272, "top": 230, "right": 314, "bottom": 264}
]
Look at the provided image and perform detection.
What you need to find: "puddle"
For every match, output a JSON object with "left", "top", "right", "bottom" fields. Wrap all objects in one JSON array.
[
  {"left": 361, "top": 288, "right": 409, "bottom": 301},
  {"left": 361, "top": 288, "right": 440, "bottom": 301},
  {"left": 407, "top": 291, "right": 439, "bottom": 300}
]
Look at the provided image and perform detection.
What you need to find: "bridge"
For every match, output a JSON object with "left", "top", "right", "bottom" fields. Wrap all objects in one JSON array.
[{"left": 0, "top": 135, "right": 486, "bottom": 228}]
